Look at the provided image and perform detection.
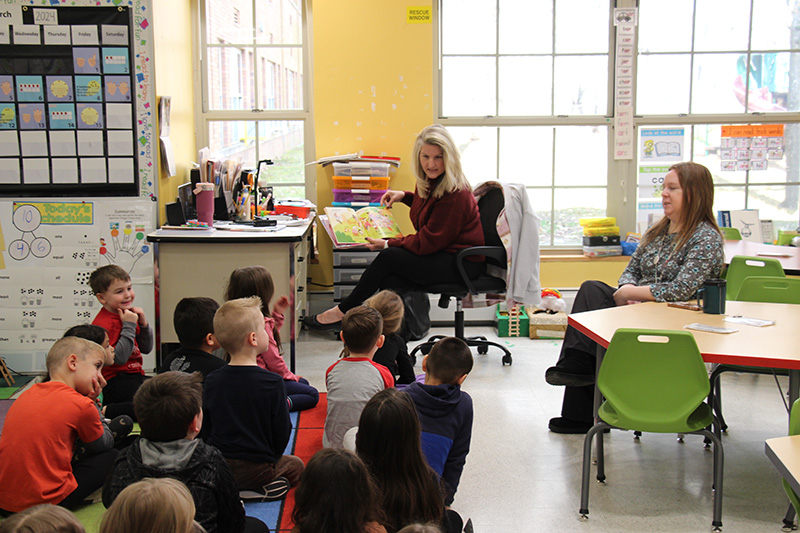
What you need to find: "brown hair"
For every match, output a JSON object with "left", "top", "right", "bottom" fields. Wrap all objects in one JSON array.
[
  {"left": 213, "top": 297, "right": 263, "bottom": 354},
  {"left": 341, "top": 306, "right": 383, "bottom": 354},
  {"left": 99, "top": 478, "right": 196, "bottom": 533},
  {"left": 0, "top": 504, "right": 85, "bottom": 533},
  {"left": 397, "top": 524, "right": 444, "bottom": 533},
  {"left": 134, "top": 371, "right": 203, "bottom": 442},
  {"left": 89, "top": 264, "right": 130, "bottom": 295},
  {"left": 292, "top": 449, "right": 384, "bottom": 533},
  {"left": 224, "top": 266, "right": 281, "bottom": 347},
  {"left": 426, "top": 337, "right": 473, "bottom": 385},
  {"left": 356, "top": 389, "right": 444, "bottom": 531},
  {"left": 364, "top": 290, "right": 404, "bottom": 336},
  {"left": 640, "top": 162, "right": 721, "bottom": 252},
  {"left": 412, "top": 124, "right": 471, "bottom": 199}
]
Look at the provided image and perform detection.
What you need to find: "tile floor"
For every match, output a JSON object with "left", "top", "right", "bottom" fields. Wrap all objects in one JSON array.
[{"left": 296, "top": 325, "right": 792, "bottom": 533}]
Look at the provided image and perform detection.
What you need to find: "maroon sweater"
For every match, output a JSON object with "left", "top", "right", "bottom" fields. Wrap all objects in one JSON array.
[{"left": 387, "top": 182, "right": 484, "bottom": 258}]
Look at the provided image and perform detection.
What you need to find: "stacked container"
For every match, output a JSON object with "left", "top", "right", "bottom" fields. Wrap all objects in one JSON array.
[
  {"left": 331, "top": 161, "right": 391, "bottom": 207},
  {"left": 580, "top": 217, "right": 622, "bottom": 257}
]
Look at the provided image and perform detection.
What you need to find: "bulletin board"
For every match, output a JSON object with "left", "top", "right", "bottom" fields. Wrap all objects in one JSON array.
[
  {"left": 0, "top": 0, "right": 157, "bottom": 199},
  {"left": 0, "top": 0, "right": 157, "bottom": 373}
]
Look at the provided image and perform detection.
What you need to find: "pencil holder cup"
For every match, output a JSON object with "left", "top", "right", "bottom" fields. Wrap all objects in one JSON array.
[
  {"left": 196, "top": 189, "right": 214, "bottom": 227},
  {"left": 697, "top": 278, "right": 726, "bottom": 314}
]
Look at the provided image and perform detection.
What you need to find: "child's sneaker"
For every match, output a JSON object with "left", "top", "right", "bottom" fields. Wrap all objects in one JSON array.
[{"left": 238, "top": 476, "right": 290, "bottom": 501}]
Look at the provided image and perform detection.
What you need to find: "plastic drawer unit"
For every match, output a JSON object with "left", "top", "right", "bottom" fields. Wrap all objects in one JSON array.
[{"left": 332, "top": 249, "right": 380, "bottom": 303}]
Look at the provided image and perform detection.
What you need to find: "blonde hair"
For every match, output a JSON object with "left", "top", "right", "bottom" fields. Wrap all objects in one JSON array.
[
  {"left": 0, "top": 504, "right": 85, "bottom": 533},
  {"left": 46, "top": 336, "right": 103, "bottom": 374},
  {"left": 364, "top": 290, "right": 404, "bottom": 336},
  {"left": 397, "top": 524, "right": 444, "bottom": 533},
  {"left": 641, "top": 161, "right": 721, "bottom": 252},
  {"left": 99, "top": 478, "right": 196, "bottom": 533},
  {"left": 213, "top": 297, "right": 263, "bottom": 354},
  {"left": 412, "top": 124, "right": 471, "bottom": 199}
]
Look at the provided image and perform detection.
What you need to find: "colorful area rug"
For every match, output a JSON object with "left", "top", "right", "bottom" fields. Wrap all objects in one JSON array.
[
  {"left": 244, "top": 393, "right": 326, "bottom": 532},
  {"left": 0, "top": 376, "right": 35, "bottom": 400}
]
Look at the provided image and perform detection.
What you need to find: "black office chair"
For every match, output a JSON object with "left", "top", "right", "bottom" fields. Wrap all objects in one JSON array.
[{"left": 410, "top": 187, "right": 512, "bottom": 365}]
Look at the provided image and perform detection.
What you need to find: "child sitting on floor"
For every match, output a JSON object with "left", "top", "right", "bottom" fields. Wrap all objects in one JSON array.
[
  {"left": 158, "top": 297, "right": 227, "bottom": 380},
  {"left": 0, "top": 504, "right": 86, "bottom": 533},
  {"left": 324, "top": 306, "right": 394, "bottom": 449},
  {"left": 90, "top": 264, "right": 154, "bottom": 420},
  {"left": 404, "top": 336, "right": 473, "bottom": 507},
  {"left": 0, "top": 337, "right": 117, "bottom": 513},
  {"left": 291, "top": 448, "right": 386, "bottom": 533},
  {"left": 100, "top": 478, "right": 202, "bottom": 533},
  {"left": 225, "top": 266, "right": 319, "bottom": 412},
  {"left": 103, "top": 371, "right": 269, "bottom": 533},
  {"left": 365, "top": 290, "right": 416, "bottom": 385},
  {"left": 204, "top": 297, "right": 305, "bottom": 499}
]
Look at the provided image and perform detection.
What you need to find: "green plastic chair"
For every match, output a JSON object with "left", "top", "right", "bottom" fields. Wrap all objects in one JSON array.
[
  {"left": 579, "top": 329, "right": 724, "bottom": 531},
  {"left": 721, "top": 227, "right": 742, "bottom": 240},
  {"left": 779, "top": 399, "right": 800, "bottom": 529},
  {"left": 725, "top": 255, "right": 785, "bottom": 300},
  {"left": 710, "top": 276, "right": 800, "bottom": 432}
]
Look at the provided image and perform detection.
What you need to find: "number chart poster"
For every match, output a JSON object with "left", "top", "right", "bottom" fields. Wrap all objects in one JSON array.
[
  {"left": 0, "top": 198, "right": 155, "bottom": 373},
  {"left": 0, "top": 0, "right": 157, "bottom": 201}
]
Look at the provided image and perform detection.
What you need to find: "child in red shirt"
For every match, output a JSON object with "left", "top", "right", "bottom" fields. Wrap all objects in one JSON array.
[{"left": 90, "top": 264, "right": 153, "bottom": 420}]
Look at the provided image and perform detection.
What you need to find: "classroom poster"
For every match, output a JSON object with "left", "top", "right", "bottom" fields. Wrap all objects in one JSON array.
[
  {"left": 0, "top": 198, "right": 155, "bottom": 372},
  {"left": 638, "top": 128, "right": 685, "bottom": 233},
  {"left": 719, "top": 124, "right": 784, "bottom": 172}
]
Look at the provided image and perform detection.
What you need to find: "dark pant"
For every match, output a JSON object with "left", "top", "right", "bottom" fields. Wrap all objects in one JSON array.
[
  {"left": 557, "top": 280, "right": 618, "bottom": 423},
  {"left": 244, "top": 516, "right": 271, "bottom": 532},
  {"left": 103, "top": 372, "right": 146, "bottom": 420},
  {"left": 59, "top": 448, "right": 118, "bottom": 509},
  {"left": 338, "top": 247, "right": 483, "bottom": 312},
  {"left": 226, "top": 455, "right": 305, "bottom": 490},
  {"left": 285, "top": 377, "right": 319, "bottom": 412}
]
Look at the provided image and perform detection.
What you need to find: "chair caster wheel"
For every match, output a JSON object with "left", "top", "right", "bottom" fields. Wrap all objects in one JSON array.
[
  {"left": 478, "top": 345, "right": 489, "bottom": 355},
  {"left": 579, "top": 513, "right": 589, "bottom": 521},
  {"left": 502, "top": 354, "right": 512, "bottom": 365}
]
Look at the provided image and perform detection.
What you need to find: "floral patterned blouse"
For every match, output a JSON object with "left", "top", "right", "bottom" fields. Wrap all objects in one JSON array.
[{"left": 618, "top": 221, "right": 724, "bottom": 302}]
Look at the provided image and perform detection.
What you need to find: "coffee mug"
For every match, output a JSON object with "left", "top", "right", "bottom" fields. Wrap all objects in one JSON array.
[{"left": 697, "top": 278, "right": 727, "bottom": 314}]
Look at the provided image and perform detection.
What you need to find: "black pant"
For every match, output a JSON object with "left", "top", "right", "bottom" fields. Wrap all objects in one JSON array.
[
  {"left": 557, "top": 280, "right": 617, "bottom": 423},
  {"left": 103, "top": 373, "right": 146, "bottom": 420},
  {"left": 59, "top": 448, "right": 118, "bottom": 509},
  {"left": 339, "top": 247, "right": 483, "bottom": 313}
]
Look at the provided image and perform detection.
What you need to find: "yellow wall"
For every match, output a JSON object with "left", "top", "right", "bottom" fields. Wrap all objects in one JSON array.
[
  {"left": 152, "top": 1, "right": 196, "bottom": 224},
  {"left": 309, "top": 1, "right": 434, "bottom": 289}
]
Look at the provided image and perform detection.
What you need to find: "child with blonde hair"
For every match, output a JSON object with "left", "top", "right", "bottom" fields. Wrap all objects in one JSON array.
[
  {"left": 99, "top": 477, "right": 200, "bottom": 533},
  {"left": 365, "top": 290, "right": 415, "bottom": 385},
  {"left": 225, "top": 266, "right": 319, "bottom": 411},
  {"left": 0, "top": 504, "right": 85, "bottom": 533}
]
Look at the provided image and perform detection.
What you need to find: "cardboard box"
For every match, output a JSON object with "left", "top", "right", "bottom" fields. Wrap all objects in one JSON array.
[
  {"left": 496, "top": 305, "right": 529, "bottom": 337},
  {"left": 527, "top": 310, "right": 568, "bottom": 339}
]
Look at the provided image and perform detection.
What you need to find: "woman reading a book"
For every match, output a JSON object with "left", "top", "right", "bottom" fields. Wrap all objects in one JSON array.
[
  {"left": 544, "top": 161, "right": 724, "bottom": 435},
  {"left": 304, "top": 124, "right": 484, "bottom": 331}
]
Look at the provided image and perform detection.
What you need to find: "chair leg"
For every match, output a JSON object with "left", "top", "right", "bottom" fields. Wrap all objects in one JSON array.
[
  {"left": 580, "top": 423, "right": 608, "bottom": 519},
  {"left": 699, "top": 428, "right": 724, "bottom": 531},
  {"left": 783, "top": 502, "right": 796, "bottom": 531},
  {"left": 709, "top": 364, "right": 729, "bottom": 432}
]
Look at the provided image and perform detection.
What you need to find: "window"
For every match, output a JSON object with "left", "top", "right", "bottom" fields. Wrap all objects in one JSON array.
[
  {"left": 438, "top": 0, "right": 800, "bottom": 247},
  {"left": 438, "top": 0, "right": 611, "bottom": 247},
  {"left": 197, "top": 0, "right": 311, "bottom": 200}
]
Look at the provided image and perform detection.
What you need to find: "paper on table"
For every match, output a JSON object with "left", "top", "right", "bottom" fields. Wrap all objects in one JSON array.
[
  {"left": 685, "top": 323, "right": 739, "bottom": 334},
  {"left": 724, "top": 316, "right": 776, "bottom": 327}
]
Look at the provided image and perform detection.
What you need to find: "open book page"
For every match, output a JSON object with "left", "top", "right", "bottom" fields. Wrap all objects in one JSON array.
[
  {"left": 356, "top": 206, "right": 403, "bottom": 240},
  {"left": 324, "top": 207, "right": 369, "bottom": 244},
  {"left": 317, "top": 215, "right": 364, "bottom": 248}
]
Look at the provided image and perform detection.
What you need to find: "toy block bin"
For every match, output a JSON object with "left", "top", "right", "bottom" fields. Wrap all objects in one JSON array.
[
  {"left": 496, "top": 305, "right": 529, "bottom": 337},
  {"left": 527, "top": 310, "right": 568, "bottom": 339}
]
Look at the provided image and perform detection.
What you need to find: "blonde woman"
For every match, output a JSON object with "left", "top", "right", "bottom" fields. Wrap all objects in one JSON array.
[
  {"left": 99, "top": 478, "right": 202, "bottom": 533},
  {"left": 306, "top": 125, "right": 484, "bottom": 331}
]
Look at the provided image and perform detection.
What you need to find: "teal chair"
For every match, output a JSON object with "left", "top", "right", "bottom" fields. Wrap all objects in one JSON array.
[
  {"left": 725, "top": 255, "right": 785, "bottom": 300},
  {"left": 721, "top": 227, "right": 742, "bottom": 240},
  {"left": 710, "top": 276, "right": 800, "bottom": 431},
  {"left": 579, "top": 329, "right": 724, "bottom": 531}
]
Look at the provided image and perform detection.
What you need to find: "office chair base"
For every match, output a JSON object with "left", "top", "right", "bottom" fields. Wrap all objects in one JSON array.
[{"left": 411, "top": 334, "right": 513, "bottom": 365}]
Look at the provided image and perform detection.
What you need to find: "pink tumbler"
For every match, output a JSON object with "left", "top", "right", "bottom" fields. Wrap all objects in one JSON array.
[{"left": 196, "top": 189, "right": 214, "bottom": 227}]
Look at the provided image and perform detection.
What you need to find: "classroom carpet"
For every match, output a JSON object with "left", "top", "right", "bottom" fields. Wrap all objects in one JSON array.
[
  {"left": 244, "top": 393, "right": 327, "bottom": 532},
  {"left": 0, "top": 376, "right": 35, "bottom": 400}
]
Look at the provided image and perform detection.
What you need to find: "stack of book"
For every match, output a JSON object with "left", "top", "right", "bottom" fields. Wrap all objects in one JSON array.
[{"left": 580, "top": 217, "right": 622, "bottom": 257}]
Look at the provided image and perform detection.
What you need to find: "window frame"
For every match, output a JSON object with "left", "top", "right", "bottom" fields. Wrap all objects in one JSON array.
[
  {"left": 192, "top": 0, "right": 316, "bottom": 202},
  {"left": 434, "top": 0, "right": 800, "bottom": 248}
]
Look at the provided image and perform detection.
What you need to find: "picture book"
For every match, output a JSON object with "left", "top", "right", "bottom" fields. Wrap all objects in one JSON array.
[{"left": 323, "top": 206, "right": 402, "bottom": 246}]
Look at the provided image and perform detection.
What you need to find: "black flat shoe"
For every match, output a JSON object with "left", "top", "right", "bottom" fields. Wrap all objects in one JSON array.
[
  {"left": 544, "top": 366, "right": 595, "bottom": 387},
  {"left": 548, "top": 417, "right": 593, "bottom": 434},
  {"left": 303, "top": 314, "right": 342, "bottom": 331}
]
